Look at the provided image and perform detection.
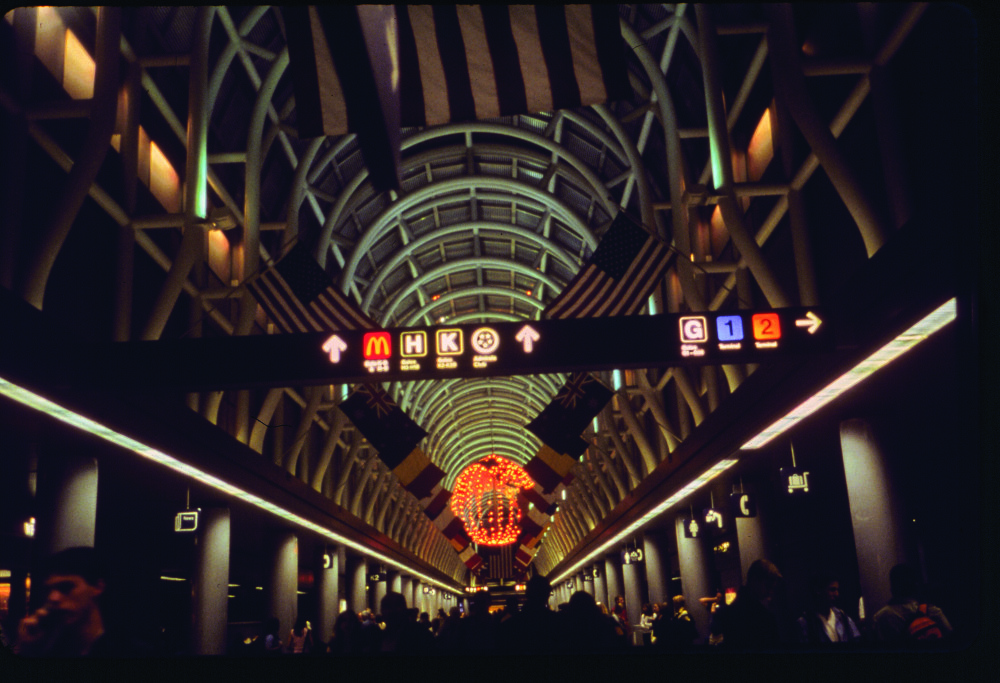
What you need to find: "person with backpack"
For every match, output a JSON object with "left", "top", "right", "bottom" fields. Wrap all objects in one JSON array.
[{"left": 873, "top": 564, "right": 952, "bottom": 644}]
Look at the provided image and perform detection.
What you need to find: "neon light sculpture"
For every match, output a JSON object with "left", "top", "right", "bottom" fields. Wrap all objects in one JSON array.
[{"left": 451, "top": 455, "right": 535, "bottom": 546}]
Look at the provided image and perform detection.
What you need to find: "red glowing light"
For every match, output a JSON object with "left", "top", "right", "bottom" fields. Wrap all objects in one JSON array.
[{"left": 451, "top": 455, "right": 535, "bottom": 546}]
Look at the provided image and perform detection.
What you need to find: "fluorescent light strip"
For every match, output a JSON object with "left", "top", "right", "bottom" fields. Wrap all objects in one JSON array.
[
  {"left": 553, "top": 299, "right": 957, "bottom": 582},
  {"left": 0, "top": 377, "right": 459, "bottom": 596},
  {"left": 552, "top": 458, "right": 738, "bottom": 584},
  {"left": 741, "top": 298, "right": 957, "bottom": 449}
]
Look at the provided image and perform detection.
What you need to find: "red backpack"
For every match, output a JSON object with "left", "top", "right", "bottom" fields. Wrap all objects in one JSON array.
[{"left": 907, "top": 604, "right": 943, "bottom": 640}]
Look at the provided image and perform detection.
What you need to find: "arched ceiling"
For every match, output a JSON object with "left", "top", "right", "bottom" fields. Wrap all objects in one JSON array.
[{"left": 1, "top": 3, "right": 954, "bottom": 581}]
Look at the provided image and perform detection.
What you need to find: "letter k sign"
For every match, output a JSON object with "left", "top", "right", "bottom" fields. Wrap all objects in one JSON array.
[{"left": 436, "top": 329, "right": 463, "bottom": 356}]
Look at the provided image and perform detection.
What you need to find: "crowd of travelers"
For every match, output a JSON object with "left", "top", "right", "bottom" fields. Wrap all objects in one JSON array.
[{"left": 1, "top": 547, "right": 956, "bottom": 657}]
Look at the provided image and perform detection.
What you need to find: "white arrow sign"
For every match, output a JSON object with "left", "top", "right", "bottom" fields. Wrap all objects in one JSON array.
[
  {"left": 322, "top": 334, "right": 348, "bottom": 363},
  {"left": 515, "top": 325, "right": 540, "bottom": 353},
  {"left": 795, "top": 311, "right": 823, "bottom": 334}
]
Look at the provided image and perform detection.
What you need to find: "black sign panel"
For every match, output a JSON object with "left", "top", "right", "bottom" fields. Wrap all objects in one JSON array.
[
  {"left": 681, "top": 517, "right": 701, "bottom": 538},
  {"left": 729, "top": 492, "right": 757, "bottom": 518},
  {"left": 620, "top": 548, "right": 644, "bottom": 565},
  {"left": 703, "top": 508, "right": 725, "bottom": 532},
  {"left": 76, "top": 309, "right": 830, "bottom": 391},
  {"left": 780, "top": 467, "right": 811, "bottom": 495}
]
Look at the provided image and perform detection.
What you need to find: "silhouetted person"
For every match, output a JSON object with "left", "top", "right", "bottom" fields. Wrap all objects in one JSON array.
[
  {"left": 796, "top": 574, "right": 861, "bottom": 645},
  {"left": 417, "top": 611, "right": 431, "bottom": 633},
  {"left": 499, "top": 575, "right": 561, "bottom": 654},
  {"left": 639, "top": 603, "right": 654, "bottom": 646},
  {"left": 434, "top": 605, "right": 462, "bottom": 653},
  {"left": 15, "top": 547, "right": 148, "bottom": 656},
  {"left": 378, "top": 592, "right": 433, "bottom": 654},
  {"left": 613, "top": 594, "right": 631, "bottom": 640},
  {"left": 873, "top": 564, "right": 952, "bottom": 643},
  {"left": 286, "top": 615, "right": 314, "bottom": 654},
  {"left": 663, "top": 595, "right": 698, "bottom": 649},
  {"left": 557, "top": 591, "right": 627, "bottom": 653},
  {"left": 358, "top": 609, "right": 381, "bottom": 653},
  {"left": 716, "top": 559, "right": 784, "bottom": 650},
  {"left": 326, "top": 610, "right": 364, "bottom": 656},
  {"left": 260, "top": 616, "right": 283, "bottom": 654},
  {"left": 453, "top": 591, "right": 499, "bottom": 654}
]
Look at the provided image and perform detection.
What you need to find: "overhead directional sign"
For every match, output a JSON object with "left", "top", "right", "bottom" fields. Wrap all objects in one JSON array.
[{"left": 74, "top": 308, "right": 831, "bottom": 390}]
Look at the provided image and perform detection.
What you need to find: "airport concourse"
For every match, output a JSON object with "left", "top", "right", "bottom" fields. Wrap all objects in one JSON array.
[{"left": 0, "top": 3, "right": 982, "bottom": 668}]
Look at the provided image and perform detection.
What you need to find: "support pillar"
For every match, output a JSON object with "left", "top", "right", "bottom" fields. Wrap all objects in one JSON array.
[
  {"left": 399, "top": 575, "right": 412, "bottom": 609},
  {"left": 373, "top": 574, "right": 388, "bottom": 614},
  {"left": 735, "top": 500, "right": 769, "bottom": 585},
  {"left": 840, "top": 418, "right": 908, "bottom": 624},
  {"left": 36, "top": 454, "right": 98, "bottom": 556},
  {"left": 345, "top": 554, "right": 367, "bottom": 615},
  {"left": 604, "top": 554, "right": 624, "bottom": 613},
  {"left": 266, "top": 531, "right": 298, "bottom": 640},
  {"left": 582, "top": 570, "right": 595, "bottom": 597},
  {"left": 191, "top": 508, "right": 230, "bottom": 655},
  {"left": 675, "top": 516, "right": 713, "bottom": 643},
  {"left": 315, "top": 546, "right": 340, "bottom": 647},
  {"left": 593, "top": 563, "right": 608, "bottom": 611},
  {"left": 643, "top": 529, "right": 670, "bottom": 606},
  {"left": 388, "top": 570, "right": 402, "bottom": 594},
  {"left": 622, "top": 559, "right": 647, "bottom": 642}
]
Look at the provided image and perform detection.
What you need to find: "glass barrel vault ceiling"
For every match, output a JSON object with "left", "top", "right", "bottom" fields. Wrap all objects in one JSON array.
[{"left": 0, "top": 3, "right": 972, "bottom": 581}]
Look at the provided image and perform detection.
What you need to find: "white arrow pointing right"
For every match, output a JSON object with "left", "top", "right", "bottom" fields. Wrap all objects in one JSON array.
[
  {"left": 795, "top": 311, "right": 823, "bottom": 334},
  {"left": 515, "top": 325, "right": 540, "bottom": 353},
  {"left": 322, "top": 334, "right": 348, "bottom": 363}
]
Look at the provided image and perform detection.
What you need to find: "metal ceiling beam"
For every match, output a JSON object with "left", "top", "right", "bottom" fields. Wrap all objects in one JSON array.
[
  {"left": 378, "top": 257, "right": 563, "bottom": 326},
  {"left": 338, "top": 176, "right": 599, "bottom": 290}
]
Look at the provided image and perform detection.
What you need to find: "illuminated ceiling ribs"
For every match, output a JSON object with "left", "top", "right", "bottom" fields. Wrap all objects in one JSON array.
[{"left": 0, "top": 4, "right": 928, "bottom": 580}]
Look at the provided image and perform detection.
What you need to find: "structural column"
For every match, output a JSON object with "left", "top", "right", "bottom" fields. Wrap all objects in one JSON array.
[
  {"left": 388, "top": 570, "right": 402, "bottom": 594},
  {"left": 604, "top": 554, "right": 624, "bottom": 612},
  {"left": 399, "top": 575, "right": 412, "bottom": 609},
  {"left": 191, "top": 508, "right": 230, "bottom": 655},
  {"left": 593, "top": 563, "right": 608, "bottom": 610},
  {"left": 267, "top": 531, "right": 298, "bottom": 640},
  {"left": 675, "top": 516, "right": 713, "bottom": 643},
  {"left": 345, "top": 554, "right": 367, "bottom": 614},
  {"left": 372, "top": 571, "right": 388, "bottom": 613},
  {"left": 409, "top": 580, "right": 419, "bottom": 611},
  {"left": 36, "top": 454, "right": 98, "bottom": 556},
  {"left": 582, "top": 569, "right": 595, "bottom": 597},
  {"left": 643, "top": 529, "right": 670, "bottom": 606},
  {"left": 733, "top": 490, "right": 769, "bottom": 584},
  {"left": 315, "top": 545, "right": 340, "bottom": 647},
  {"left": 840, "top": 418, "right": 908, "bottom": 624},
  {"left": 622, "top": 557, "right": 647, "bottom": 643}
]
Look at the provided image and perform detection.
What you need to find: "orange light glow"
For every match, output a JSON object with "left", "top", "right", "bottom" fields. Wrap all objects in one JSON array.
[
  {"left": 23, "top": 7, "right": 183, "bottom": 215},
  {"left": 34, "top": 7, "right": 65, "bottom": 84},
  {"left": 747, "top": 108, "right": 774, "bottom": 182},
  {"left": 149, "top": 142, "right": 181, "bottom": 213},
  {"left": 710, "top": 205, "right": 724, "bottom": 234},
  {"left": 63, "top": 27, "right": 95, "bottom": 100},
  {"left": 207, "top": 229, "right": 231, "bottom": 284}
]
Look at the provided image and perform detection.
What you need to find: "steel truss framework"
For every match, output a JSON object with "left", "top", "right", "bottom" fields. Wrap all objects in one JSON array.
[{"left": 0, "top": 4, "right": 938, "bottom": 581}]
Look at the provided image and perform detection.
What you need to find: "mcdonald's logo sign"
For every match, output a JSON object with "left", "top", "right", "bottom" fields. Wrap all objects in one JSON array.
[{"left": 363, "top": 332, "right": 392, "bottom": 360}]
